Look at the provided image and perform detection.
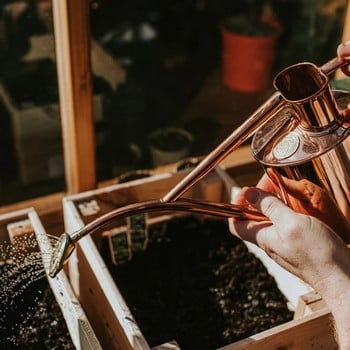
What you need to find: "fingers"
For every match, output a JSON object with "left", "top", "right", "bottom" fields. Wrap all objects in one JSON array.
[
  {"left": 337, "top": 42, "right": 350, "bottom": 76},
  {"left": 229, "top": 185, "right": 287, "bottom": 229},
  {"left": 229, "top": 216, "right": 271, "bottom": 246},
  {"left": 230, "top": 173, "right": 276, "bottom": 206},
  {"left": 340, "top": 102, "right": 350, "bottom": 126},
  {"left": 229, "top": 186, "right": 295, "bottom": 246},
  {"left": 241, "top": 187, "right": 303, "bottom": 254},
  {"left": 244, "top": 187, "right": 294, "bottom": 223},
  {"left": 337, "top": 41, "right": 350, "bottom": 60}
]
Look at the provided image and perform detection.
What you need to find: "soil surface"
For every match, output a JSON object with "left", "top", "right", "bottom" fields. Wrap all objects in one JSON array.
[
  {"left": 103, "top": 215, "right": 294, "bottom": 349},
  {"left": 0, "top": 263, "right": 75, "bottom": 349}
]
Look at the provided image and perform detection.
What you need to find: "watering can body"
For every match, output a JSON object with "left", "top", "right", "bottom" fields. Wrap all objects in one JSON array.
[{"left": 252, "top": 62, "right": 350, "bottom": 231}]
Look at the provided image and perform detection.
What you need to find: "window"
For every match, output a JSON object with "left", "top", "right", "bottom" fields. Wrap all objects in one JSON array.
[{"left": 0, "top": 0, "right": 348, "bottom": 209}]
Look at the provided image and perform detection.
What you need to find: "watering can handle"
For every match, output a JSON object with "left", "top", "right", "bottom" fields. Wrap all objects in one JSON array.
[{"left": 320, "top": 56, "right": 350, "bottom": 76}]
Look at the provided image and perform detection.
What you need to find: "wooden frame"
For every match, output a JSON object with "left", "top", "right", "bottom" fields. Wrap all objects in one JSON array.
[
  {"left": 51, "top": 0, "right": 96, "bottom": 194},
  {"left": 61, "top": 161, "right": 337, "bottom": 349},
  {"left": 0, "top": 0, "right": 349, "bottom": 217},
  {"left": 0, "top": 207, "right": 101, "bottom": 349}
]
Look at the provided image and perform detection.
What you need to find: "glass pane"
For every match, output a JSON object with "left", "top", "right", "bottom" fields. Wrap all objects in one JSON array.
[
  {"left": 0, "top": 0, "right": 65, "bottom": 205},
  {"left": 90, "top": 1, "right": 347, "bottom": 183}
]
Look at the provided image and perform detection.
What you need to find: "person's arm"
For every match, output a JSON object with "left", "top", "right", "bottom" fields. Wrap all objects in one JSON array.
[{"left": 229, "top": 187, "right": 350, "bottom": 349}]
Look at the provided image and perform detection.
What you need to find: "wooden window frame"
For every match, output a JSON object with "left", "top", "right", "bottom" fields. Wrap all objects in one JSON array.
[
  {"left": 1, "top": 0, "right": 350, "bottom": 217},
  {"left": 0, "top": 0, "right": 95, "bottom": 216},
  {"left": 52, "top": 0, "right": 96, "bottom": 194}
]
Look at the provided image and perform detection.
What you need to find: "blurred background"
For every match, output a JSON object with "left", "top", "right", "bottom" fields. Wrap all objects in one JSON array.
[{"left": 0, "top": 0, "right": 347, "bottom": 205}]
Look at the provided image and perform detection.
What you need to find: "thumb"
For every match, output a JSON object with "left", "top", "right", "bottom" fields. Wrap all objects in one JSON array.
[{"left": 244, "top": 187, "right": 296, "bottom": 227}]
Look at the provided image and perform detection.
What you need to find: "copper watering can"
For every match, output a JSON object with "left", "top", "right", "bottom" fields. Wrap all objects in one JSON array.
[{"left": 49, "top": 56, "right": 350, "bottom": 278}]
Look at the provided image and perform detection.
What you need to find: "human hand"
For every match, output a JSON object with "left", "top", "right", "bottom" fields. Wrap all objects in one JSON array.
[
  {"left": 337, "top": 42, "right": 350, "bottom": 120},
  {"left": 229, "top": 186, "right": 350, "bottom": 291},
  {"left": 229, "top": 186, "right": 350, "bottom": 349},
  {"left": 337, "top": 41, "right": 350, "bottom": 77},
  {"left": 250, "top": 173, "right": 350, "bottom": 244}
]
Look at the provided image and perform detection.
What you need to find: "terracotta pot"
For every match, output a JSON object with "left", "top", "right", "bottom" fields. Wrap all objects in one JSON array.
[{"left": 221, "top": 18, "right": 281, "bottom": 93}]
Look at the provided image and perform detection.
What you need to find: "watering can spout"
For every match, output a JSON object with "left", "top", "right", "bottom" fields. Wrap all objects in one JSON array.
[
  {"left": 49, "top": 198, "right": 266, "bottom": 277},
  {"left": 49, "top": 55, "right": 350, "bottom": 278}
]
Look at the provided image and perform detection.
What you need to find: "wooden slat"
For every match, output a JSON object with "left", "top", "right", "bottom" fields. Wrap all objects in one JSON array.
[
  {"left": 51, "top": 0, "right": 96, "bottom": 193},
  {"left": 0, "top": 192, "right": 63, "bottom": 216},
  {"left": 294, "top": 290, "right": 327, "bottom": 320},
  {"left": 0, "top": 144, "right": 256, "bottom": 216},
  {"left": 29, "top": 210, "right": 102, "bottom": 349},
  {"left": 218, "top": 309, "right": 336, "bottom": 350}
]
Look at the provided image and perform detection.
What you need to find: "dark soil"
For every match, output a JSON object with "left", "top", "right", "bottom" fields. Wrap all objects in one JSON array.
[
  {"left": 0, "top": 258, "right": 75, "bottom": 349},
  {"left": 102, "top": 216, "right": 294, "bottom": 349}
]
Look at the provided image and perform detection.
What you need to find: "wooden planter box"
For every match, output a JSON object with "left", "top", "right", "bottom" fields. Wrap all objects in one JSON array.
[
  {"left": 62, "top": 154, "right": 337, "bottom": 349},
  {"left": 0, "top": 207, "right": 101, "bottom": 349}
]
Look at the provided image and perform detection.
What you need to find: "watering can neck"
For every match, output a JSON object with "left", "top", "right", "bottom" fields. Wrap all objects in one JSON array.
[{"left": 273, "top": 62, "right": 342, "bottom": 131}]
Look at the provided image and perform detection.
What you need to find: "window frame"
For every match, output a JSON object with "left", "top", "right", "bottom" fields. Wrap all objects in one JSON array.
[{"left": 1, "top": 0, "right": 349, "bottom": 216}]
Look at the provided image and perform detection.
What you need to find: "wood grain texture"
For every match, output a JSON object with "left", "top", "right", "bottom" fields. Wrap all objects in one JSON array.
[{"left": 52, "top": 0, "right": 96, "bottom": 193}]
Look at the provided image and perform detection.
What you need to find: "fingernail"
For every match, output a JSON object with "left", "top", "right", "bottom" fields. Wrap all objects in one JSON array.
[
  {"left": 245, "top": 188, "right": 260, "bottom": 204},
  {"left": 345, "top": 40, "right": 350, "bottom": 46}
]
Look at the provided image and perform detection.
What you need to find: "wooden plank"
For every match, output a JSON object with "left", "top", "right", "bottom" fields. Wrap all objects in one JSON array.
[
  {"left": 293, "top": 290, "right": 327, "bottom": 320},
  {"left": 218, "top": 309, "right": 336, "bottom": 350},
  {"left": 51, "top": 0, "right": 96, "bottom": 193},
  {"left": 63, "top": 199, "right": 149, "bottom": 349},
  {"left": 29, "top": 209, "right": 101, "bottom": 349},
  {"left": 77, "top": 241, "right": 149, "bottom": 350},
  {"left": 0, "top": 192, "right": 63, "bottom": 216},
  {"left": 0, "top": 143, "right": 255, "bottom": 217},
  {"left": 0, "top": 207, "right": 101, "bottom": 349}
]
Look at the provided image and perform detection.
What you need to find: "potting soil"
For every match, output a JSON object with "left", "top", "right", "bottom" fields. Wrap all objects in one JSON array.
[{"left": 102, "top": 215, "right": 294, "bottom": 349}]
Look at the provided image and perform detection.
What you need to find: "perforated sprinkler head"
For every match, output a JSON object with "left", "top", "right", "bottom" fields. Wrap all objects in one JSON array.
[{"left": 49, "top": 233, "right": 76, "bottom": 278}]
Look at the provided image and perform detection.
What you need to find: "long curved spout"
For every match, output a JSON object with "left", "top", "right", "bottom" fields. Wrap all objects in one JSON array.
[
  {"left": 49, "top": 55, "right": 350, "bottom": 279},
  {"left": 49, "top": 198, "right": 265, "bottom": 277}
]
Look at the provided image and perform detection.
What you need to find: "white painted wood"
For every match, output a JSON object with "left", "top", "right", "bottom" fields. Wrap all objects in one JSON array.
[
  {"left": 30, "top": 209, "right": 101, "bottom": 349},
  {"left": 0, "top": 207, "right": 101, "bottom": 349},
  {"left": 63, "top": 197, "right": 150, "bottom": 349}
]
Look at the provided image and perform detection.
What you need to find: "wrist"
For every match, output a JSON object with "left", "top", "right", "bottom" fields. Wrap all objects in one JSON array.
[{"left": 315, "top": 271, "right": 350, "bottom": 349}]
